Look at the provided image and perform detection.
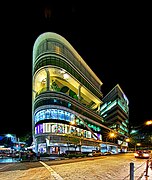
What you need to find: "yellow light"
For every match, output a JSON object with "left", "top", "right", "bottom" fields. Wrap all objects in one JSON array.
[
  {"left": 109, "top": 132, "right": 115, "bottom": 138},
  {"left": 70, "top": 121, "right": 75, "bottom": 125},
  {"left": 136, "top": 143, "right": 141, "bottom": 146},
  {"left": 145, "top": 120, "right": 152, "bottom": 126},
  {"left": 134, "top": 153, "right": 138, "bottom": 156},
  {"left": 126, "top": 138, "right": 130, "bottom": 142}
]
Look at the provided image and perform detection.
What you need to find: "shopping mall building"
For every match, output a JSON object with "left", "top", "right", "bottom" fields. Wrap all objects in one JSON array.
[{"left": 32, "top": 32, "right": 129, "bottom": 154}]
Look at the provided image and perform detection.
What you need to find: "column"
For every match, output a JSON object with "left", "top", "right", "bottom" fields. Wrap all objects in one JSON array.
[{"left": 46, "top": 68, "right": 50, "bottom": 91}]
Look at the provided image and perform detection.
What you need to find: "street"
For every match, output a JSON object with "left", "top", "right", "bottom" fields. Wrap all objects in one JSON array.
[{"left": 0, "top": 153, "right": 151, "bottom": 180}]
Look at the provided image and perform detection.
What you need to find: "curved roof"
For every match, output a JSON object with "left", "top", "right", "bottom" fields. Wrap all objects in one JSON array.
[{"left": 33, "top": 32, "right": 103, "bottom": 86}]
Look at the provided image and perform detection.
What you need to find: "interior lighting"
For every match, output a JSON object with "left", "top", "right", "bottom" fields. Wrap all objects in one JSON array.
[{"left": 63, "top": 73, "right": 69, "bottom": 79}]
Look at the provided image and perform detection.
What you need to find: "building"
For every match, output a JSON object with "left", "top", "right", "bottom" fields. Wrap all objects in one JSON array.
[
  {"left": 0, "top": 134, "right": 17, "bottom": 147},
  {"left": 129, "top": 123, "right": 152, "bottom": 151},
  {"left": 100, "top": 84, "right": 129, "bottom": 152},
  {"left": 0, "top": 134, "right": 26, "bottom": 151},
  {"left": 32, "top": 32, "right": 118, "bottom": 154}
]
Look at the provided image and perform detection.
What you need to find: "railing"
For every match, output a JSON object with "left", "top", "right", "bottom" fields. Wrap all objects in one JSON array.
[
  {"left": 145, "top": 156, "right": 152, "bottom": 178},
  {"left": 123, "top": 157, "right": 152, "bottom": 180}
]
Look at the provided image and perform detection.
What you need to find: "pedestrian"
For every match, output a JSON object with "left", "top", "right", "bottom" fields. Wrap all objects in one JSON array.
[
  {"left": 19, "top": 151, "right": 22, "bottom": 161},
  {"left": 27, "top": 151, "right": 32, "bottom": 161},
  {"left": 36, "top": 152, "right": 40, "bottom": 161}
]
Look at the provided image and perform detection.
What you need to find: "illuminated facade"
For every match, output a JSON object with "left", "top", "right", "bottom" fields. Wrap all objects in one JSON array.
[
  {"left": 100, "top": 84, "right": 129, "bottom": 152},
  {"left": 32, "top": 32, "right": 112, "bottom": 154}
]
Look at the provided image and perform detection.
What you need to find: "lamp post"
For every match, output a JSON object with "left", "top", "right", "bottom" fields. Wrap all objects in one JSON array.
[
  {"left": 126, "top": 138, "right": 130, "bottom": 151},
  {"left": 135, "top": 143, "right": 141, "bottom": 152},
  {"left": 145, "top": 120, "right": 152, "bottom": 150},
  {"left": 145, "top": 120, "right": 152, "bottom": 126},
  {"left": 110, "top": 132, "right": 115, "bottom": 138},
  {"left": 106, "top": 132, "right": 116, "bottom": 152}
]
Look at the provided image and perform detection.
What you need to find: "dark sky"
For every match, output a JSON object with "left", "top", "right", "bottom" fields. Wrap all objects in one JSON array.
[{"left": 1, "top": 1, "right": 151, "bottom": 137}]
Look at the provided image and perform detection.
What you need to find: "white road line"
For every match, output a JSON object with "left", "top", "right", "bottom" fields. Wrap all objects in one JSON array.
[
  {"left": 40, "top": 161, "right": 63, "bottom": 180},
  {"left": 0, "top": 164, "right": 12, "bottom": 169}
]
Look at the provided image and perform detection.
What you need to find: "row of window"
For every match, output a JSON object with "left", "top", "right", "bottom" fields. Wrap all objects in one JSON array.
[
  {"left": 34, "top": 108, "right": 74, "bottom": 124},
  {"left": 34, "top": 108, "right": 101, "bottom": 132},
  {"left": 34, "top": 97, "right": 103, "bottom": 126}
]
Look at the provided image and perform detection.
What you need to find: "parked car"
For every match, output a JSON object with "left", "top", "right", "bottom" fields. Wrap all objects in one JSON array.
[
  {"left": 134, "top": 150, "right": 151, "bottom": 159},
  {"left": 88, "top": 151, "right": 102, "bottom": 157},
  {"left": 102, "top": 151, "right": 113, "bottom": 156}
]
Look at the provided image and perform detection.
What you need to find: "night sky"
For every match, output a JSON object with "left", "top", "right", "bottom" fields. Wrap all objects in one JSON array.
[{"left": 1, "top": 1, "right": 151, "bottom": 137}]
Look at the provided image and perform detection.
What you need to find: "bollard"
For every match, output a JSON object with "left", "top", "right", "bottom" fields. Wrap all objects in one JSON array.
[{"left": 130, "top": 162, "right": 134, "bottom": 180}]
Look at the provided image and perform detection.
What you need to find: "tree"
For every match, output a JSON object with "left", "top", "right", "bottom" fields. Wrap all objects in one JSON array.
[
  {"left": 19, "top": 132, "right": 32, "bottom": 147},
  {"left": 65, "top": 132, "right": 82, "bottom": 154}
]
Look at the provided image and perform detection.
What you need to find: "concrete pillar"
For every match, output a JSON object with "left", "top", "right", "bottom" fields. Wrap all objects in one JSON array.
[{"left": 46, "top": 68, "right": 50, "bottom": 91}]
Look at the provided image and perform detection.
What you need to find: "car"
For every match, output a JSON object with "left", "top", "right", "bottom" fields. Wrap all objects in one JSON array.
[
  {"left": 88, "top": 151, "right": 102, "bottom": 157},
  {"left": 102, "top": 151, "right": 113, "bottom": 156},
  {"left": 134, "top": 150, "right": 151, "bottom": 159}
]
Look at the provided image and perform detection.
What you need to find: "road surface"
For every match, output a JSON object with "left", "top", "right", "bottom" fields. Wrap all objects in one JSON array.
[{"left": 0, "top": 153, "right": 151, "bottom": 180}]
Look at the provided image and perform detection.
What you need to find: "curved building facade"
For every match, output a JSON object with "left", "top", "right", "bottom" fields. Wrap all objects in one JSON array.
[{"left": 32, "top": 32, "right": 120, "bottom": 154}]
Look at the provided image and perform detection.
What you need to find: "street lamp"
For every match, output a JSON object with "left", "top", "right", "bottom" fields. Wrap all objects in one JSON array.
[
  {"left": 135, "top": 143, "right": 141, "bottom": 152},
  {"left": 105, "top": 132, "right": 116, "bottom": 152},
  {"left": 109, "top": 132, "right": 115, "bottom": 138},
  {"left": 126, "top": 138, "right": 130, "bottom": 142},
  {"left": 145, "top": 120, "right": 152, "bottom": 150},
  {"left": 125, "top": 138, "right": 130, "bottom": 151},
  {"left": 145, "top": 120, "right": 152, "bottom": 126}
]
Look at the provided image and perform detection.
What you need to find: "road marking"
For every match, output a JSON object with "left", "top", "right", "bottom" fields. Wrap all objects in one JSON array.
[
  {"left": 0, "top": 164, "right": 12, "bottom": 170},
  {"left": 40, "top": 161, "right": 63, "bottom": 180}
]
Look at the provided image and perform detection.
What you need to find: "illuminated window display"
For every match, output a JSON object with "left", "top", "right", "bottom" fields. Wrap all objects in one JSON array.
[
  {"left": 35, "top": 122, "right": 102, "bottom": 141},
  {"left": 34, "top": 109, "right": 75, "bottom": 124}
]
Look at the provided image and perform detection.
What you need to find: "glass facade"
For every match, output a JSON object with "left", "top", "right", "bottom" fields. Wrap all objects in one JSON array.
[
  {"left": 32, "top": 32, "right": 105, "bottom": 154},
  {"left": 100, "top": 84, "right": 129, "bottom": 152},
  {"left": 32, "top": 33, "right": 129, "bottom": 155}
]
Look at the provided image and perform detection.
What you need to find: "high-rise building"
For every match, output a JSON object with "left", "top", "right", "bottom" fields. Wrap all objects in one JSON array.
[
  {"left": 100, "top": 84, "right": 129, "bottom": 152},
  {"left": 32, "top": 32, "right": 130, "bottom": 154},
  {"left": 32, "top": 32, "right": 113, "bottom": 154}
]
